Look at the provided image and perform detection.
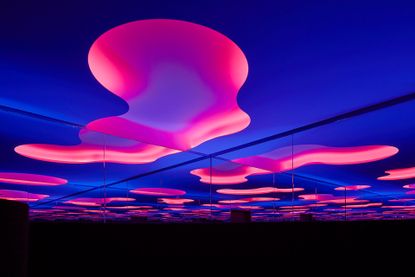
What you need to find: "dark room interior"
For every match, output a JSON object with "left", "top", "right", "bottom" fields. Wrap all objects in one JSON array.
[{"left": 1, "top": 0, "right": 415, "bottom": 274}]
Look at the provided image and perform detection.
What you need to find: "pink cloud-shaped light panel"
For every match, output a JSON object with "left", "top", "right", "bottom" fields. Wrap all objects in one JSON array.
[
  {"left": 216, "top": 187, "right": 304, "bottom": 195},
  {"left": 389, "top": 198, "right": 415, "bottom": 202},
  {"left": 107, "top": 205, "right": 153, "bottom": 210},
  {"left": 342, "top": 203, "right": 382, "bottom": 208},
  {"left": 378, "top": 166, "right": 415, "bottom": 180},
  {"left": 280, "top": 203, "right": 327, "bottom": 209},
  {"left": 65, "top": 197, "right": 135, "bottom": 207},
  {"left": 0, "top": 189, "right": 49, "bottom": 202},
  {"left": 158, "top": 198, "right": 194, "bottom": 205},
  {"left": 201, "top": 203, "right": 230, "bottom": 209},
  {"left": 382, "top": 205, "right": 415, "bottom": 209},
  {"left": 299, "top": 194, "right": 335, "bottom": 201},
  {"left": 0, "top": 172, "right": 67, "bottom": 186},
  {"left": 237, "top": 205, "right": 262, "bottom": 210},
  {"left": 298, "top": 194, "right": 368, "bottom": 205},
  {"left": 192, "top": 145, "right": 398, "bottom": 184},
  {"left": 15, "top": 19, "right": 250, "bottom": 164},
  {"left": 129, "top": 187, "right": 186, "bottom": 196},
  {"left": 218, "top": 197, "right": 279, "bottom": 204},
  {"left": 334, "top": 185, "right": 371, "bottom": 191}
]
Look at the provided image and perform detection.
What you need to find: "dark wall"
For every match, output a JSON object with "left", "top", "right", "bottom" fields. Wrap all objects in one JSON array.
[
  {"left": 28, "top": 220, "right": 414, "bottom": 275},
  {"left": 0, "top": 200, "right": 28, "bottom": 277}
]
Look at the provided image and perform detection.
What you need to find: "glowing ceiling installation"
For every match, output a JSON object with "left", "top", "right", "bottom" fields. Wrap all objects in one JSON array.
[
  {"left": 382, "top": 205, "right": 415, "bottom": 209},
  {"left": 0, "top": 172, "right": 67, "bottom": 186},
  {"left": 191, "top": 164, "right": 271, "bottom": 184},
  {"left": 192, "top": 145, "right": 398, "bottom": 184},
  {"left": 334, "top": 185, "right": 371, "bottom": 191},
  {"left": 216, "top": 187, "right": 304, "bottom": 195},
  {"left": 378, "top": 166, "right": 415, "bottom": 180},
  {"left": 107, "top": 205, "right": 153, "bottom": 210},
  {"left": 0, "top": 189, "right": 49, "bottom": 202},
  {"left": 298, "top": 194, "right": 369, "bottom": 204},
  {"left": 64, "top": 197, "right": 135, "bottom": 207},
  {"left": 164, "top": 207, "right": 186, "bottom": 211},
  {"left": 237, "top": 205, "right": 262, "bottom": 210},
  {"left": 389, "top": 198, "right": 415, "bottom": 202},
  {"left": 320, "top": 198, "right": 369, "bottom": 205},
  {"left": 298, "top": 194, "right": 336, "bottom": 201},
  {"left": 202, "top": 204, "right": 230, "bottom": 209},
  {"left": 218, "top": 197, "right": 279, "bottom": 204},
  {"left": 15, "top": 19, "right": 250, "bottom": 164},
  {"left": 16, "top": 130, "right": 179, "bottom": 164},
  {"left": 129, "top": 187, "right": 186, "bottom": 196},
  {"left": 342, "top": 203, "right": 382, "bottom": 208},
  {"left": 158, "top": 198, "right": 194, "bottom": 205},
  {"left": 218, "top": 199, "right": 248, "bottom": 204}
]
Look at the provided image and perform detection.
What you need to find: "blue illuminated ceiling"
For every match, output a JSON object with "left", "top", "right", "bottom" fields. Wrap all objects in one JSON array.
[{"left": 1, "top": 0, "right": 415, "bottom": 222}]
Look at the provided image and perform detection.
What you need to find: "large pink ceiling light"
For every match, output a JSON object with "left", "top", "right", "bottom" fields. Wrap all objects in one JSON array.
[
  {"left": 0, "top": 172, "right": 67, "bottom": 186},
  {"left": 298, "top": 194, "right": 369, "bottom": 204},
  {"left": 191, "top": 145, "right": 398, "bottom": 184},
  {"left": 64, "top": 197, "right": 135, "bottom": 207},
  {"left": 334, "top": 185, "right": 371, "bottom": 191},
  {"left": 15, "top": 19, "right": 250, "bottom": 164},
  {"left": 378, "top": 166, "right": 415, "bottom": 180},
  {"left": 0, "top": 189, "right": 49, "bottom": 202},
  {"left": 158, "top": 198, "right": 194, "bottom": 205},
  {"left": 218, "top": 197, "right": 279, "bottom": 204},
  {"left": 216, "top": 187, "right": 304, "bottom": 195},
  {"left": 129, "top": 187, "right": 186, "bottom": 196}
]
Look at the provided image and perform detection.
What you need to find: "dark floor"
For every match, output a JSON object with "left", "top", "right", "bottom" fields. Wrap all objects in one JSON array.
[{"left": 26, "top": 220, "right": 414, "bottom": 275}]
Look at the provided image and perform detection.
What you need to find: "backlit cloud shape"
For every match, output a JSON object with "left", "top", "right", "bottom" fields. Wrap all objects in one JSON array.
[
  {"left": 217, "top": 199, "right": 248, "bottom": 204},
  {"left": 216, "top": 187, "right": 304, "bottom": 195},
  {"left": 218, "top": 197, "right": 279, "bottom": 204},
  {"left": 164, "top": 207, "right": 187, "bottom": 211},
  {"left": 280, "top": 206, "right": 309, "bottom": 210},
  {"left": 201, "top": 203, "right": 230, "bottom": 209},
  {"left": 279, "top": 203, "right": 327, "bottom": 209},
  {"left": 279, "top": 206, "right": 310, "bottom": 211},
  {"left": 0, "top": 189, "right": 49, "bottom": 202},
  {"left": 192, "top": 163, "right": 271, "bottom": 184},
  {"left": 321, "top": 198, "right": 369, "bottom": 205},
  {"left": 106, "top": 205, "right": 153, "bottom": 210},
  {"left": 382, "top": 205, "right": 415, "bottom": 209},
  {"left": 0, "top": 172, "right": 67, "bottom": 186},
  {"left": 298, "top": 193, "right": 369, "bottom": 204},
  {"left": 15, "top": 19, "right": 250, "bottom": 164},
  {"left": 341, "top": 202, "right": 382, "bottom": 208},
  {"left": 298, "top": 194, "right": 336, "bottom": 201},
  {"left": 237, "top": 205, "right": 262, "bottom": 210},
  {"left": 64, "top": 197, "right": 135, "bottom": 207},
  {"left": 129, "top": 187, "right": 186, "bottom": 196},
  {"left": 388, "top": 198, "right": 415, "bottom": 202},
  {"left": 16, "top": 129, "right": 179, "bottom": 164},
  {"left": 378, "top": 166, "right": 415, "bottom": 180},
  {"left": 334, "top": 185, "right": 371, "bottom": 191},
  {"left": 191, "top": 145, "right": 398, "bottom": 184},
  {"left": 158, "top": 198, "right": 194, "bottom": 205}
]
